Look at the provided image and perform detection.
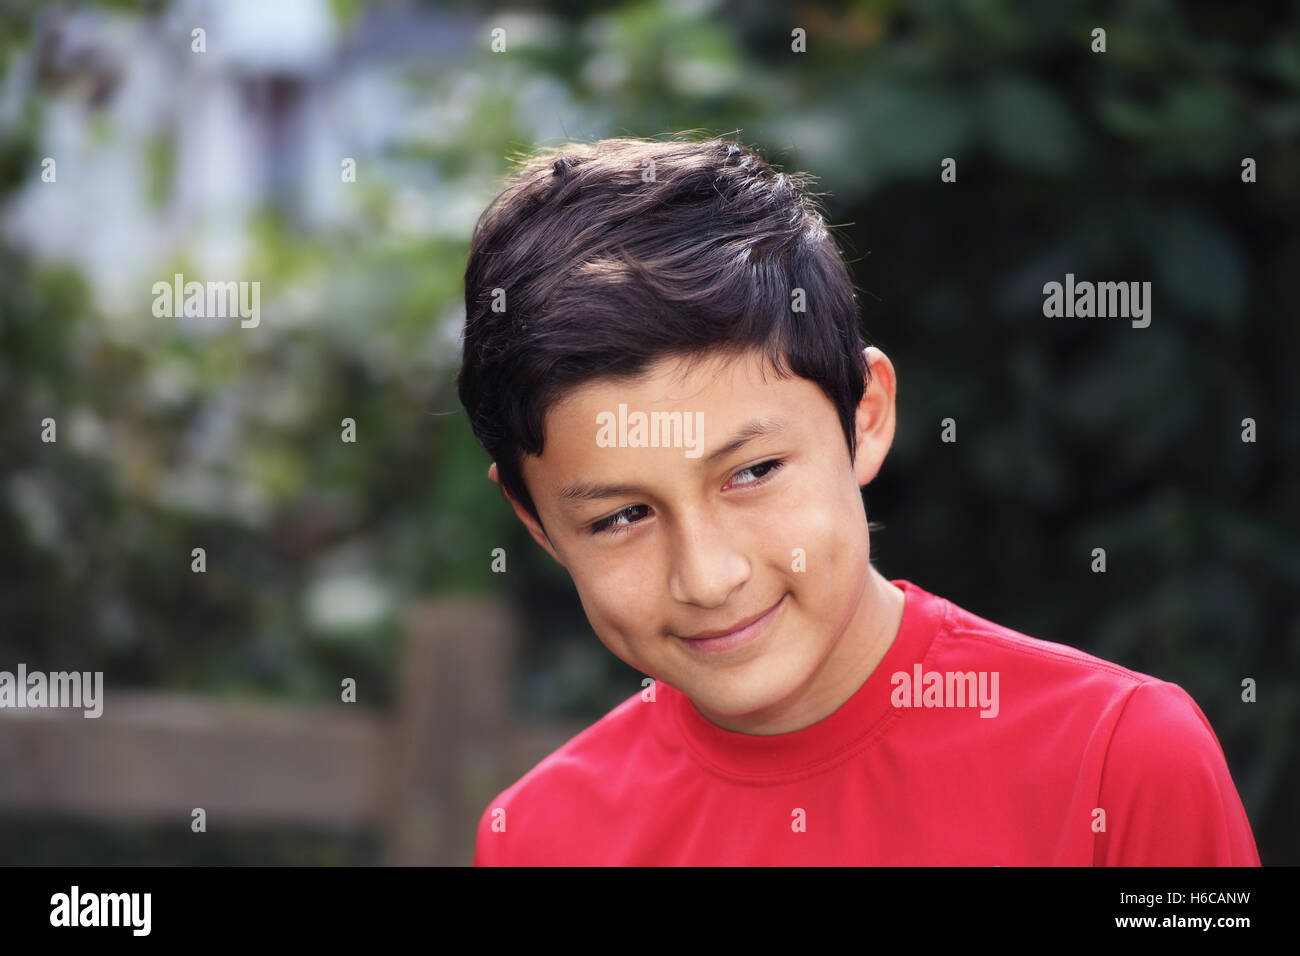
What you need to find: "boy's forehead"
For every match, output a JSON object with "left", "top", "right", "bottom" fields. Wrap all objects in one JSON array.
[{"left": 522, "top": 349, "right": 822, "bottom": 491}]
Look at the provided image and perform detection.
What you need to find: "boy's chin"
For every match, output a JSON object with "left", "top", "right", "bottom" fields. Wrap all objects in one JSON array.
[{"left": 676, "top": 663, "right": 808, "bottom": 720}]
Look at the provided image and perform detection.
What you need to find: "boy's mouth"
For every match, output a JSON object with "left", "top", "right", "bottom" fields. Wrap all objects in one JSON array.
[{"left": 673, "top": 594, "right": 786, "bottom": 655}]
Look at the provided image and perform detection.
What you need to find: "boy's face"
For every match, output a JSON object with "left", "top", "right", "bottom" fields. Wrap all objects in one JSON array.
[{"left": 492, "top": 345, "right": 899, "bottom": 734}]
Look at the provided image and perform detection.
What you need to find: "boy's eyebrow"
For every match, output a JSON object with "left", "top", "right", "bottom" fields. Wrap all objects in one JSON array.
[{"left": 556, "top": 417, "right": 790, "bottom": 509}]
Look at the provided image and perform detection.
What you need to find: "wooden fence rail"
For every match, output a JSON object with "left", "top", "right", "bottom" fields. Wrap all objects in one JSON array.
[{"left": 0, "top": 598, "right": 589, "bottom": 865}]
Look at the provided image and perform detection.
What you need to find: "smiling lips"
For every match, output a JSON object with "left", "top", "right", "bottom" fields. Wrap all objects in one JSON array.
[{"left": 675, "top": 594, "right": 786, "bottom": 654}]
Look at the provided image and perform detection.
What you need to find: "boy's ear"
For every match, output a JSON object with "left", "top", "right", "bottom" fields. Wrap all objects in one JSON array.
[
  {"left": 488, "top": 462, "right": 566, "bottom": 567},
  {"left": 852, "top": 346, "right": 897, "bottom": 487}
]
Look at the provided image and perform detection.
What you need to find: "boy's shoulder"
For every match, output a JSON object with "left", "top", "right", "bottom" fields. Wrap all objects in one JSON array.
[
  {"left": 493, "top": 686, "right": 654, "bottom": 800},
  {"left": 926, "top": 589, "right": 1222, "bottom": 749},
  {"left": 939, "top": 590, "right": 1144, "bottom": 681},
  {"left": 471, "top": 685, "right": 657, "bottom": 864}
]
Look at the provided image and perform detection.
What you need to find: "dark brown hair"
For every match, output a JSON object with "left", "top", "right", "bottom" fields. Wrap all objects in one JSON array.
[{"left": 457, "top": 135, "right": 871, "bottom": 533}]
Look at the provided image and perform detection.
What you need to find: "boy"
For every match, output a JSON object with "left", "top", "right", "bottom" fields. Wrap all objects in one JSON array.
[{"left": 458, "top": 136, "right": 1260, "bottom": 865}]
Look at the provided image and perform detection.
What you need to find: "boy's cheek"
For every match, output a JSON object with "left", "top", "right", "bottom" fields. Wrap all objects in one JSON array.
[
  {"left": 775, "top": 486, "right": 856, "bottom": 555},
  {"left": 572, "top": 570, "right": 656, "bottom": 640}
]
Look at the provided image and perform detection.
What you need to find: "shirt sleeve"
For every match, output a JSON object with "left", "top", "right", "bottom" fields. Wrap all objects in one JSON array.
[{"left": 1095, "top": 679, "right": 1260, "bottom": 866}]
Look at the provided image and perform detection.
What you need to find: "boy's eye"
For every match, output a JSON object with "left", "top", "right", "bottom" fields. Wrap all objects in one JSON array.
[
  {"left": 589, "top": 504, "right": 650, "bottom": 536},
  {"left": 587, "top": 458, "right": 786, "bottom": 537},
  {"left": 727, "top": 458, "right": 784, "bottom": 488}
]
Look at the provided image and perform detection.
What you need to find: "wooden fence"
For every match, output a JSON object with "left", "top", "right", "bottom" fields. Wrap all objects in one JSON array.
[{"left": 0, "top": 598, "right": 590, "bottom": 865}]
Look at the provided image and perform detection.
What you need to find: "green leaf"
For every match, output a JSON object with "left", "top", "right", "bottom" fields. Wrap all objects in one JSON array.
[{"left": 982, "top": 75, "right": 1081, "bottom": 172}]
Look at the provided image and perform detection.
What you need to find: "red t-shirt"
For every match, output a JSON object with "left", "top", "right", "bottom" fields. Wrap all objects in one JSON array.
[{"left": 473, "top": 578, "right": 1260, "bottom": 865}]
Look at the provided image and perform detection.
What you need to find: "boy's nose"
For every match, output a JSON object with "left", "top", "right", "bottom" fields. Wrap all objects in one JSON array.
[{"left": 666, "top": 514, "right": 750, "bottom": 609}]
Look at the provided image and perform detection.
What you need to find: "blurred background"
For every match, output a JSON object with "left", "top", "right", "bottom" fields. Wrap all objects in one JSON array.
[{"left": 0, "top": 0, "right": 1296, "bottom": 866}]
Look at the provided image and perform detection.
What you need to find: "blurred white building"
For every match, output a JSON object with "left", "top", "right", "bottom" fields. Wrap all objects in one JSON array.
[{"left": 1, "top": 0, "right": 498, "bottom": 316}]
